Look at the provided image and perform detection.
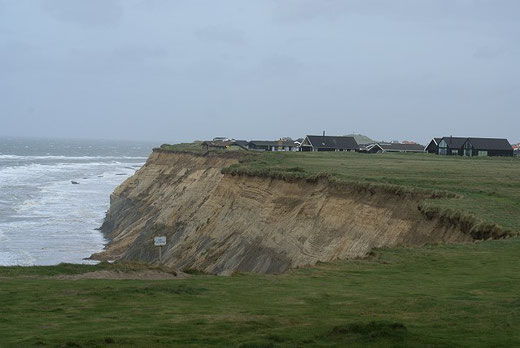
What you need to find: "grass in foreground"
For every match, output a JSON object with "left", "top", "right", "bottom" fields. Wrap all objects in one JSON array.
[
  {"left": 222, "top": 151, "right": 520, "bottom": 233},
  {"left": 1, "top": 238, "right": 520, "bottom": 347}
]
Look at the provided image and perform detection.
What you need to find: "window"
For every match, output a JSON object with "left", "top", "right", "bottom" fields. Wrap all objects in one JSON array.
[
  {"left": 451, "top": 149, "right": 459, "bottom": 155},
  {"left": 478, "top": 151, "right": 488, "bottom": 156},
  {"left": 438, "top": 140, "right": 448, "bottom": 155}
]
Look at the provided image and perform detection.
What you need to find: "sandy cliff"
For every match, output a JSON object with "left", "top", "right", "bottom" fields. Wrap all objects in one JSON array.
[{"left": 94, "top": 150, "right": 472, "bottom": 274}]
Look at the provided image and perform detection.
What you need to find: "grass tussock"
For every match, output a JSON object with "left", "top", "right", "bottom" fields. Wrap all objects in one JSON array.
[
  {"left": 328, "top": 321, "right": 408, "bottom": 342},
  {"left": 419, "top": 204, "right": 516, "bottom": 239}
]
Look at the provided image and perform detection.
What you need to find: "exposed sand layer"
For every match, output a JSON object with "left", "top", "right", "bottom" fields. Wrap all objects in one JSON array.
[{"left": 93, "top": 150, "right": 472, "bottom": 274}]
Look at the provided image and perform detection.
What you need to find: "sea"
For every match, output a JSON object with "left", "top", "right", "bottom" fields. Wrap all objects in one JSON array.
[{"left": 0, "top": 137, "right": 155, "bottom": 266}]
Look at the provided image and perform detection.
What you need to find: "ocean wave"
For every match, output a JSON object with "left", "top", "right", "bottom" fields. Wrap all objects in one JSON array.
[
  {"left": 0, "top": 154, "right": 148, "bottom": 160},
  {"left": 0, "top": 250, "right": 36, "bottom": 266},
  {"left": 0, "top": 162, "right": 144, "bottom": 179}
]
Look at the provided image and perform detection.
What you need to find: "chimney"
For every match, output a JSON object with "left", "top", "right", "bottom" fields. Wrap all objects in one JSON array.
[{"left": 323, "top": 131, "right": 325, "bottom": 137}]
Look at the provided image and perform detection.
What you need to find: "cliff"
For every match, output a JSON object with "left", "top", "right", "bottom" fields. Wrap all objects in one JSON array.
[{"left": 94, "top": 149, "right": 473, "bottom": 274}]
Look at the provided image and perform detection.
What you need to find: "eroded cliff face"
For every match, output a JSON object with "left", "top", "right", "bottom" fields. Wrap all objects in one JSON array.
[{"left": 94, "top": 150, "right": 472, "bottom": 274}]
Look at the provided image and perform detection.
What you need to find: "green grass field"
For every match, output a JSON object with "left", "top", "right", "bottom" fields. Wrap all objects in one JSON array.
[
  {"left": 1, "top": 239, "right": 520, "bottom": 347},
  {"left": 2, "top": 149, "right": 519, "bottom": 347}
]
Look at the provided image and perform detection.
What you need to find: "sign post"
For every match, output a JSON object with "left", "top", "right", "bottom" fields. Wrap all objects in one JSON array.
[{"left": 154, "top": 236, "right": 166, "bottom": 263}]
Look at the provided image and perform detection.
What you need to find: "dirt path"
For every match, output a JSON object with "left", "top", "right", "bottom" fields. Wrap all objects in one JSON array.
[{"left": 52, "top": 270, "right": 190, "bottom": 280}]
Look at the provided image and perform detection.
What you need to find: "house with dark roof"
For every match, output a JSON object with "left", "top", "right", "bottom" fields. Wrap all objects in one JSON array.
[
  {"left": 437, "top": 137, "right": 513, "bottom": 156},
  {"left": 365, "top": 143, "right": 425, "bottom": 153},
  {"left": 300, "top": 135, "right": 359, "bottom": 152},
  {"left": 248, "top": 140, "right": 298, "bottom": 152},
  {"left": 425, "top": 138, "right": 442, "bottom": 154},
  {"left": 462, "top": 138, "right": 513, "bottom": 157}
]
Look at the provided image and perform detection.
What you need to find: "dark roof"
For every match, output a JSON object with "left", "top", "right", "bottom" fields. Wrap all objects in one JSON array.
[
  {"left": 440, "top": 137, "right": 468, "bottom": 149},
  {"left": 378, "top": 143, "right": 425, "bottom": 152},
  {"left": 304, "top": 135, "right": 359, "bottom": 150},
  {"left": 433, "top": 137, "right": 441, "bottom": 144},
  {"left": 249, "top": 140, "right": 277, "bottom": 146},
  {"left": 465, "top": 138, "right": 512, "bottom": 151},
  {"left": 249, "top": 140, "right": 297, "bottom": 147},
  {"left": 233, "top": 140, "right": 249, "bottom": 147}
]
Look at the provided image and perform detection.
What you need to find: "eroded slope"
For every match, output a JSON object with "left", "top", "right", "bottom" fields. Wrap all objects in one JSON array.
[{"left": 94, "top": 150, "right": 472, "bottom": 274}]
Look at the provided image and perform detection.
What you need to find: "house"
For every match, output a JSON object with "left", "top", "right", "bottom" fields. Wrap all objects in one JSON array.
[
  {"left": 438, "top": 136, "right": 513, "bottom": 156},
  {"left": 248, "top": 140, "right": 277, "bottom": 151},
  {"left": 461, "top": 138, "right": 513, "bottom": 157},
  {"left": 365, "top": 143, "right": 425, "bottom": 153},
  {"left": 275, "top": 140, "right": 299, "bottom": 151},
  {"left": 233, "top": 140, "right": 249, "bottom": 149},
  {"left": 425, "top": 138, "right": 442, "bottom": 154},
  {"left": 512, "top": 143, "right": 520, "bottom": 156},
  {"left": 300, "top": 135, "right": 359, "bottom": 152},
  {"left": 437, "top": 137, "right": 468, "bottom": 155},
  {"left": 248, "top": 140, "right": 298, "bottom": 151}
]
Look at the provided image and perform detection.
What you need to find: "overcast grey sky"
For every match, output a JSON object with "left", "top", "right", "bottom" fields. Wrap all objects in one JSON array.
[{"left": 1, "top": 0, "right": 519, "bottom": 144}]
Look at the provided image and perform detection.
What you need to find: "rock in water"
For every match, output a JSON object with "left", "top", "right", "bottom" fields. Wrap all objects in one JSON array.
[{"left": 71, "top": 181, "right": 80, "bottom": 185}]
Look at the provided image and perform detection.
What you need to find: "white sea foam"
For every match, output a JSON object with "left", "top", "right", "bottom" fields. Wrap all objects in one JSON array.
[
  {"left": 0, "top": 250, "right": 35, "bottom": 266},
  {"left": 0, "top": 154, "right": 148, "bottom": 160},
  {"left": 0, "top": 155, "right": 145, "bottom": 266}
]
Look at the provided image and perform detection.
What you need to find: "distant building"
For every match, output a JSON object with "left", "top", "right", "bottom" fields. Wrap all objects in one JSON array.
[
  {"left": 461, "top": 138, "right": 513, "bottom": 157},
  {"left": 437, "top": 137, "right": 468, "bottom": 156},
  {"left": 300, "top": 135, "right": 359, "bottom": 152},
  {"left": 248, "top": 140, "right": 298, "bottom": 152},
  {"left": 365, "top": 143, "right": 425, "bottom": 153},
  {"left": 438, "top": 137, "right": 513, "bottom": 157},
  {"left": 425, "top": 138, "right": 442, "bottom": 154},
  {"left": 512, "top": 143, "right": 520, "bottom": 155}
]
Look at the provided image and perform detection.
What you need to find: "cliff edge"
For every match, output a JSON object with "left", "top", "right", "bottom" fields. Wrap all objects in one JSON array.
[{"left": 93, "top": 149, "right": 472, "bottom": 274}]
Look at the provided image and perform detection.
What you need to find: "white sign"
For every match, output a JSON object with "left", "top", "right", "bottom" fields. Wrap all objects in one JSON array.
[{"left": 154, "top": 236, "right": 166, "bottom": 246}]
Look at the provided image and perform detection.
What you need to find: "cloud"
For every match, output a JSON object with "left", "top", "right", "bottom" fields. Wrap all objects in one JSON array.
[
  {"left": 258, "top": 55, "right": 302, "bottom": 76},
  {"left": 473, "top": 46, "right": 504, "bottom": 60},
  {"left": 271, "top": 0, "right": 520, "bottom": 23},
  {"left": 42, "top": 0, "right": 123, "bottom": 27},
  {"left": 194, "top": 25, "right": 246, "bottom": 46},
  {"left": 65, "top": 44, "right": 169, "bottom": 75}
]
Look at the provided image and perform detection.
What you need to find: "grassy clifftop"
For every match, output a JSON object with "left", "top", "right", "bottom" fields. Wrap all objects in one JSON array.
[{"left": 222, "top": 151, "right": 520, "bottom": 234}]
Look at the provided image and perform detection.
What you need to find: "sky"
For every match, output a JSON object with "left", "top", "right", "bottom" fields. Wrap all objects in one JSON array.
[{"left": 1, "top": 0, "right": 519, "bottom": 144}]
